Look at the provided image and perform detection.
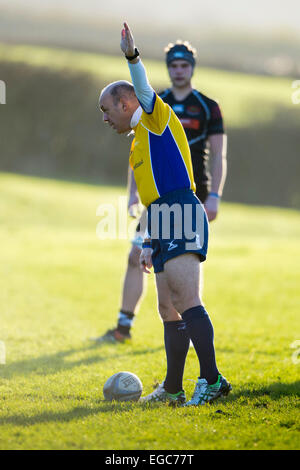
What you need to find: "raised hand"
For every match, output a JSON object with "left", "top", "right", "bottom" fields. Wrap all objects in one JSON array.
[{"left": 120, "top": 22, "right": 136, "bottom": 57}]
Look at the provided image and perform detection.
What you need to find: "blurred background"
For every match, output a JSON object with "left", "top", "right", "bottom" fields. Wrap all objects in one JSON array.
[{"left": 0, "top": 0, "right": 299, "bottom": 208}]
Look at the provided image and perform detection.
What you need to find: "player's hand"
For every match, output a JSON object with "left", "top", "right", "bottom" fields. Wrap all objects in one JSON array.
[
  {"left": 204, "top": 195, "right": 219, "bottom": 222},
  {"left": 140, "top": 248, "right": 153, "bottom": 274},
  {"left": 121, "top": 22, "right": 136, "bottom": 57}
]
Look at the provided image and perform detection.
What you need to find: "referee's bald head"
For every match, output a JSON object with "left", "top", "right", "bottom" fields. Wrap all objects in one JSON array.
[{"left": 99, "top": 80, "right": 136, "bottom": 106}]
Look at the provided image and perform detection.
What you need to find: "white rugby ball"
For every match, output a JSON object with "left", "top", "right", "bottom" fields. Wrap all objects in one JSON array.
[{"left": 103, "top": 371, "right": 143, "bottom": 402}]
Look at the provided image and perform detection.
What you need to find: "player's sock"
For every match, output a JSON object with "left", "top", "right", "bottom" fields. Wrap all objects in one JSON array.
[
  {"left": 181, "top": 305, "right": 219, "bottom": 385},
  {"left": 163, "top": 320, "right": 190, "bottom": 394},
  {"left": 117, "top": 310, "right": 135, "bottom": 336}
]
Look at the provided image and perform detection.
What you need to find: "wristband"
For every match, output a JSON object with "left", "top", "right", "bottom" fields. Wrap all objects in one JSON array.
[
  {"left": 142, "top": 241, "right": 152, "bottom": 249},
  {"left": 125, "top": 48, "right": 140, "bottom": 61},
  {"left": 209, "top": 192, "right": 220, "bottom": 199}
]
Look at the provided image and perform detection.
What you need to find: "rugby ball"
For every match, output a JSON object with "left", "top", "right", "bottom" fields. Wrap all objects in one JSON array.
[{"left": 103, "top": 371, "right": 143, "bottom": 402}]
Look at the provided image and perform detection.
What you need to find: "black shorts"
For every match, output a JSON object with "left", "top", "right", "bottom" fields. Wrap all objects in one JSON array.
[
  {"left": 147, "top": 189, "right": 209, "bottom": 273},
  {"left": 195, "top": 184, "right": 209, "bottom": 204}
]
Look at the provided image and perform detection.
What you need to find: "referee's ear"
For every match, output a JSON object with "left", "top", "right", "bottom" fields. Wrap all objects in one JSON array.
[
  {"left": 120, "top": 95, "right": 139, "bottom": 115},
  {"left": 119, "top": 97, "right": 129, "bottom": 112}
]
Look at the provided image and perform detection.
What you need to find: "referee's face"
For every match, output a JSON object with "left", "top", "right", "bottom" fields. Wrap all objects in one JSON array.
[
  {"left": 168, "top": 60, "right": 193, "bottom": 88},
  {"left": 99, "top": 90, "right": 132, "bottom": 134}
]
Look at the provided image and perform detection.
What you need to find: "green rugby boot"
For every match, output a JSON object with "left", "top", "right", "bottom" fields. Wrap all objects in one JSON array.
[
  {"left": 184, "top": 374, "right": 232, "bottom": 406},
  {"left": 140, "top": 382, "right": 186, "bottom": 406}
]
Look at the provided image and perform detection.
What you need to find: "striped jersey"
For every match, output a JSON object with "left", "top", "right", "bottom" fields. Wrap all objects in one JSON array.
[{"left": 159, "top": 88, "right": 224, "bottom": 187}]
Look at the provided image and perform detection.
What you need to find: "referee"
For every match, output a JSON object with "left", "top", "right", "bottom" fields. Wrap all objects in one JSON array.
[
  {"left": 96, "top": 39, "right": 227, "bottom": 343},
  {"left": 98, "top": 23, "right": 231, "bottom": 406}
]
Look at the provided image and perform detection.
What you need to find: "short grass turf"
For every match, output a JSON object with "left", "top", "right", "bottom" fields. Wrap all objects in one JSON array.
[{"left": 0, "top": 172, "right": 299, "bottom": 450}]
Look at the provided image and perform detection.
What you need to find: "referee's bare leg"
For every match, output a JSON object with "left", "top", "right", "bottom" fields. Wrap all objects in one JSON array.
[{"left": 164, "top": 253, "right": 219, "bottom": 386}]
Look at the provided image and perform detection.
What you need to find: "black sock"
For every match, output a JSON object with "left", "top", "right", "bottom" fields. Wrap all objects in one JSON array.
[
  {"left": 181, "top": 305, "right": 219, "bottom": 385},
  {"left": 163, "top": 320, "right": 190, "bottom": 394},
  {"left": 117, "top": 310, "right": 135, "bottom": 335}
]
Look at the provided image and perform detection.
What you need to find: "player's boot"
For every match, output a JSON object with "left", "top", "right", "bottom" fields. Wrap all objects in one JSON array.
[
  {"left": 139, "top": 382, "right": 186, "bottom": 405},
  {"left": 90, "top": 328, "right": 131, "bottom": 343},
  {"left": 183, "top": 374, "right": 232, "bottom": 407}
]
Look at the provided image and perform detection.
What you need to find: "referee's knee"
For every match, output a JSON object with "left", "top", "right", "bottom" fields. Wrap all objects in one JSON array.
[{"left": 158, "top": 301, "right": 181, "bottom": 322}]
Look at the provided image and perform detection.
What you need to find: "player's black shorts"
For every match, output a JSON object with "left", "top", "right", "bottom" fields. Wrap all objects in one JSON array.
[
  {"left": 147, "top": 188, "right": 209, "bottom": 273},
  {"left": 195, "top": 184, "right": 209, "bottom": 204}
]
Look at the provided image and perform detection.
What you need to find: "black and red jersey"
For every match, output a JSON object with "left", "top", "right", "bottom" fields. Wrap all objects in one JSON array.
[{"left": 159, "top": 88, "right": 224, "bottom": 202}]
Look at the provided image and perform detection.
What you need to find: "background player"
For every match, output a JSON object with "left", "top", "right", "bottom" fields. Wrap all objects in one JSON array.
[{"left": 94, "top": 40, "right": 227, "bottom": 343}]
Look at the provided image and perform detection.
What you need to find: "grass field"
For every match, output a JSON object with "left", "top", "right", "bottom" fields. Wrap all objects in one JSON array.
[{"left": 0, "top": 172, "right": 299, "bottom": 450}]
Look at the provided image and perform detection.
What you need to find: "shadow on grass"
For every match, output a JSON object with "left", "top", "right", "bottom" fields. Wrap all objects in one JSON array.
[
  {"left": 0, "top": 381, "right": 299, "bottom": 428},
  {"left": 0, "top": 342, "right": 164, "bottom": 379},
  {"left": 0, "top": 401, "right": 141, "bottom": 427},
  {"left": 226, "top": 380, "right": 300, "bottom": 404}
]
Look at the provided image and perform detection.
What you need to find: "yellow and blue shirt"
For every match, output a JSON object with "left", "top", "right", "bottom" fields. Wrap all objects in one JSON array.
[{"left": 129, "top": 93, "right": 196, "bottom": 208}]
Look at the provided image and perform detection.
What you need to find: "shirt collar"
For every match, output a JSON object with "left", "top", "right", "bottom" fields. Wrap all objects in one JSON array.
[{"left": 130, "top": 106, "right": 142, "bottom": 128}]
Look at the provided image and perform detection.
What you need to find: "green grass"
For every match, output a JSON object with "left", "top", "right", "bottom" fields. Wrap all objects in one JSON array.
[
  {"left": 0, "top": 43, "right": 295, "bottom": 128},
  {"left": 0, "top": 172, "right": 299, "bottom": 450}
]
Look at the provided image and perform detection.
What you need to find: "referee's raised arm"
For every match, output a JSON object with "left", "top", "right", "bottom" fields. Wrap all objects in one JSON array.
[{"left": 121, "top": 23, "right": 155, "bottom": 114}]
